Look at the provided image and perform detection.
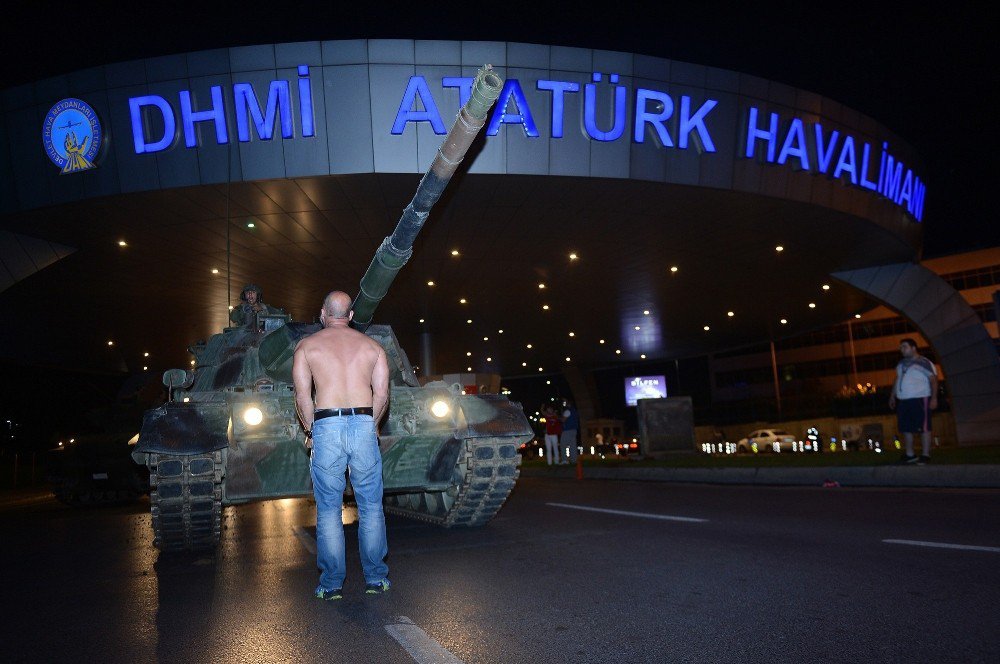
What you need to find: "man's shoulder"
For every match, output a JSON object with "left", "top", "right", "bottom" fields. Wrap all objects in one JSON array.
[{"left": 916, "top": 356, "right": 936, "bottom": 371}]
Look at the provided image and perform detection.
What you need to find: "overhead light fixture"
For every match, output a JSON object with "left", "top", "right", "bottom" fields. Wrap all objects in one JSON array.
[
  {"left": 538, "top": 367, "right": 543, "bottom": 372},
  {"left": 538, "top": 283, "right": 546, "bottom": 289},
  {"left": 808, "top": 303, "right": 816, "bottom": 309},
  {"left": 247, "top": 222, "right": 255, "bottom": 228},
  {"left": 483, "top": 336, "right": 488, "bottom": 341},
  {"left": 822, "top": 284, "right": 830, "bottom": 291},
  {"left": 775, "top": 245, "right": 784, "bottom": 252},
  {"left": 780, "top": 319, "right": 788, "bottom": 324},
  {"left": 615, "top": 349, "right": 621, "bottom": 355},
  {"left": 211, "top": 268, "right": 219, "bottom": 274},
  {"left": 466, "top": 351, "right": 472, "bottom": 356},
  {"left": 487, "top": 357, "right": 492, "bottom": 362},
  {"left": 467, "top": 366, "right": 472, "bottom": 371},
  {"left": 522, "top": 362, "right": 527, "bottom": 367},
  {"left": 565, "top": 357, "right": 571, "bottom": 362},
  {"left": 459, "top": 298, "right": 467, "bottom": 304},
  {"left": 546, "top": 380, "right": 551, "bottom": 385},
  {"left": 640, "top": 354, "right": 646, "bottom": 359},
  {"left": 143, "top": 352, "right": 149, "bottom": 357},
  {"left": 451, "top": 249, "right": 460, "bottom": 256},
  {"left": 703, "top": 325, "right": 710, "bottom": 331},
  {"left": 427, "top": 281, "right": 435, "bottom": 286},
  {"left": 670, "top": 266, "right": 678, "bottom": 273},
  {"left": 107, "top": 340, "right": 114, "bottom": 346},
  {"left": 643, "top": 310, "right": 650, "bottom": 316},
  {"left": 117, "top": 240, "right": 127, "bottom": 247},
  {"left": 634, "top": 326, "right": 641, "bottom": 331},
  {"left": 498, "top": 329, "right": 504, "bottom": 334},
  {"left": 569, "top": 253, "right": 578, "bottom": 260},
  {"left": 599, "top": 339, "right": 605, "bottom": 344},
  {"left": 466, "top": 319, "right": 472, "bottom": 324},
  {"left": 727, "top": 311, "right": 735, "bottom": 317},
  {"left": 542, "top": 305, "right": 550, "bottom": 310},
  {"left": 854, "top": 314, "right": 862, "bottom": 319},
  {"left": 526, "top": 344, "right": 532, "bottom": 349},
  {"left": 568, "top": 332, "right": 575, "bottom": 337},
  {"left": 143, "top": 366, "right": 148, "bottom": 371},
  {"left": 419, "top": 318, "right": 425, "bottom": 323}
]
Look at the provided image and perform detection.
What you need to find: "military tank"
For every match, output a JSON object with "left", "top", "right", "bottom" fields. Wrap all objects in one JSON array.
[{"left": 132, "top": 65, "right": 533, "bottom": 551}]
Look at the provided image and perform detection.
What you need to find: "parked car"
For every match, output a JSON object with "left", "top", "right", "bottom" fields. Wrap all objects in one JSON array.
[{"left": 737, "top": 429, "right": 798, "bottom": 453}]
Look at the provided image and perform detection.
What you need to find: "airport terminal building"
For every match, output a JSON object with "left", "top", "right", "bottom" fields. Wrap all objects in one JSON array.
[{"left": 1, "top": 39, "right": 997, "bottom": 445}]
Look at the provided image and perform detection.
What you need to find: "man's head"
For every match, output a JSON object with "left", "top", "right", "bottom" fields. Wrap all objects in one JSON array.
[
  {"left": 900, "top": 338, "right": 919, "bottom": 358},
  {"left": 240, "top": 284, "right": 262, "bottom": 305},
  {"left": 321, "top": 291, "right": 353, "bottom": 327}
]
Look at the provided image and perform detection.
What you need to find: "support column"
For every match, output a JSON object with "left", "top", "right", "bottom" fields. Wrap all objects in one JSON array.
[{"left": 420, "top": 331, "right": 434, "bottom": 378}]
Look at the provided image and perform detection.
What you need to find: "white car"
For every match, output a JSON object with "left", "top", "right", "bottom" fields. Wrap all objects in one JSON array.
[{"left": 737, "top": 429, "right": 798, "bottom": 453}]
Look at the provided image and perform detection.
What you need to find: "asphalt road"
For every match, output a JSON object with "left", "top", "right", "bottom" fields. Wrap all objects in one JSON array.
[{"left": 1, "top": 478, "right": 998, "bottom": 663}]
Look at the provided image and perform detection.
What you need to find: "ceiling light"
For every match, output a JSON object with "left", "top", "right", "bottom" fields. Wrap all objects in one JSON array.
[
  {"left": 542, "top": 305, "right": 549, "bottom": 310},
  {"left": 143, "top": 352, "right": 149, "bottom": 357},
  {"left": 808, "top": 303, "right": 816, "bottom": 309},
  {"left": 634, "top": 326, "right": 641, "bottom": 330},
  {"left": 727, "top": 311, "right": 735, "bottom": 317},
  {"left": 483, "top": 336, "right": 488, "bottom": 341},
  {"left": 565, "top": 357, "right": 571, "bottom": 362},
  {"left": 459, "top": 298, "right": 467, "bottom": 304},
  {"left": 670, "top": 266, "right": 678, "bottom": 273},
  {"left": 487, "top": 357, "right": 492, "bottom": 362},
  {"left": 118, "top": 240, "right": 127, "bottom": 247},
  {"left": 640, "top": 354, "right": 646, "bottom": 359},
  {"left": 526, "top": 344, "right": 532, "bottom": 349},
  {"left": 467, "top": 367, "right": 472, "bottom": 371},
  {"left": 568, "top": 332, "right": 575, "bottom": 337},
  {"left": 703, "top": 325, "right": 710, "bottom": 331},
  {"left": 854, "top": 314, "right": 862, "bottom": 319},
  {"left": 451, "top": 249, "right": 460, "bottom": 256},
  {"left": 775, "top": 245, "right": 784, "bottom": 252},
  {"left": 419, "top": 318, "right": 425, "bottom": 323},
  {"left": 228, "top": 305, "right": 234, "bottom": 310},
  {"left": 546, "top": 380, "right": 551, "bottom": 385},
  {"left": 498, "top": 329, "right": 504, "bottom": 334},
  {"left": 427, "top": 281, "right": 435, "bottom": 286},
  {"left": 599, "top": 339, "right": 605, "bottom": 344},
  {"left": 538, "top": 283, "right": 546, "bottom": 289},
  {"left": 107, "top": 340, "right": 114, "bottom": 346},
  {"left": 247, "top": 222, "right": 255, "bottom": 228},
  {"left": 822, "top": 284, "right": 830, "bottom": 291},
  {"left": 780, "top": 319, "right": 788, "bottom": 324},
  {"left": 466, "top": 351, "right": 472, "bottom": 356},
  {"left": 466, "top": 319, "right": 472, "bottom": 324},
  {"left": 211, "top": 268, "right": 219, "bottom": 274},
  {"left": 643, "top": 310, "right": 650, "bottom": 315},
  {"left": 190, "top": 360, "right": 196, "bottom": 365},
  {"left": 522, "top": 362, "right": 527, "bottom": 367},
  {"left": 615, "top": 349, "right": 621, "bottom": 354},
  {"left": 538, "top": 367, "right": 544, "bottom": 372},
  {"left": 569, "top": 253, "right": 578, "bottom": 260}
]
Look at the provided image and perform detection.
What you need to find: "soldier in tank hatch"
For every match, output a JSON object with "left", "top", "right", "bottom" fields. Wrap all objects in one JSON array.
[{"left": 229, "top": 283, "right": 284, "bottom": 327}]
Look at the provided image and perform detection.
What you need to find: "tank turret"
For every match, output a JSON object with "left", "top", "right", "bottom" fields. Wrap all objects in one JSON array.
[{"left": 131, "top": 65, "right": 533, "bottom": 551}]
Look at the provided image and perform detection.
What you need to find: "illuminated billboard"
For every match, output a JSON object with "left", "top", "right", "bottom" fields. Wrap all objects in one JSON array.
[{"left": 624, "top": 375, "right": 667, "bottom": 407}]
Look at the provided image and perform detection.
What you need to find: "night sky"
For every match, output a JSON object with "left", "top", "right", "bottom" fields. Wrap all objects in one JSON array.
[{"left": 2, "top": 2, "right": 994, "bottom": 256}]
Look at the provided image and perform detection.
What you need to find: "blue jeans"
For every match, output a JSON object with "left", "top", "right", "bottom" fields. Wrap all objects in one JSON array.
[{"left": 310, "top": 414, "right": 388, "bottom": 590}]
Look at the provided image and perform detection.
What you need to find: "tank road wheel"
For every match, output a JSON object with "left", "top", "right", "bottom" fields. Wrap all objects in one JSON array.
[
  {"left": 147, "top": 451, "right": 224, "bottom": 551},
  {"left": 383, "top": 437, "right": 522, "bottom": 527}
]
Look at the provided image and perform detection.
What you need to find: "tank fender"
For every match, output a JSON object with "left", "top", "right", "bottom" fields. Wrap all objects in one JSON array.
[
  {"left": 456, "top": 395, "right": 534, "bottom": 439},
  {"left": 134, "top": 402, "right": 230, "bottom": 457}
]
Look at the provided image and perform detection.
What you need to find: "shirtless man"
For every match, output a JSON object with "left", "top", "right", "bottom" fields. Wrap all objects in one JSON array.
[{"left": 292, "top": 290, "right": 391, "bottom": 600}]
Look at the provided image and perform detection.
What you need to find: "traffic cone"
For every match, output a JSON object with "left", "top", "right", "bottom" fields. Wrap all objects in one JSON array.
[{"left": 575, "top": 455, "right": 584, "bottom": 480}]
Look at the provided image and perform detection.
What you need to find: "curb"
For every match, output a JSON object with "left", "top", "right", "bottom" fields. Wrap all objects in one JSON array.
[{"left": 519, "top": 464, "right": 1000, "bottom": 488}]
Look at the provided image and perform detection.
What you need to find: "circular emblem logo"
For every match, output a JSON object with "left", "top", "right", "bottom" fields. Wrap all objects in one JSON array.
[{"left": 42, "top": 98, "right": 103, "bottom": 174}]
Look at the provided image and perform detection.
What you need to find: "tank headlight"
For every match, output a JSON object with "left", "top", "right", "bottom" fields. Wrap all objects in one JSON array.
[
  {"left": 430, "top": 400, "right": 450, "bottom": 418},
  {"left": 243, "top": 407, "right": 264, "bottom": 426}
]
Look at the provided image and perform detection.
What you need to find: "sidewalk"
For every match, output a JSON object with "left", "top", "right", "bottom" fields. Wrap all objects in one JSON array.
[{"left": 520, "top": 463, "right": 1000, "bottom": 489}]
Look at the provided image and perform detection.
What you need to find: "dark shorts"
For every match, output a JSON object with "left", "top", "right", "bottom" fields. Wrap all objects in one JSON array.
[{"left": 897, "top": 397, "right": 932, "bottom": 433}]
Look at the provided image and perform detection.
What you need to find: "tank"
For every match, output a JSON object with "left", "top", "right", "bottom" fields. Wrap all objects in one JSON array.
[{"left": 132, "top": 65, "right": 533, "bottom": 551}]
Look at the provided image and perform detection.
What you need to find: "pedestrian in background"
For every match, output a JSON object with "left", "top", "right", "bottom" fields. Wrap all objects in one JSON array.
[
  {"left": 560, "top": 398, "right": 580, "bottom": 464},
  {"left": 889, "top": 338, "right": 939, "bottom": 465},
  {"left": 542, "top": 402, "right": 563, "bottom": 465}
]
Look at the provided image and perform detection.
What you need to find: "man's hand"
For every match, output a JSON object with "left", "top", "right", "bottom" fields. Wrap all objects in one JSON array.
[{"left": 303, "top": 432, "right": 313, "bottom": 451}]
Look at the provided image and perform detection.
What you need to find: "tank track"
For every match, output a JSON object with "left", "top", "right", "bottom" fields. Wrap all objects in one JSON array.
[
  {"left": 147, "top": 451, "right": 224, "bottom": 551},
  {"left": 384, "top": 437, "right": 521, "bottom": 527}
]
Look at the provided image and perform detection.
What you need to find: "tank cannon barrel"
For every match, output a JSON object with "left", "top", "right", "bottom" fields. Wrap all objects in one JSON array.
[{"left": 351, "top": 65, "right": 504, "bottom": 331}]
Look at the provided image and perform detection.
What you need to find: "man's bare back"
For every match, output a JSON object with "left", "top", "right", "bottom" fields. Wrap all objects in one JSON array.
[{"left": 292, "top": 291, "right": 390, "bottom": 434}]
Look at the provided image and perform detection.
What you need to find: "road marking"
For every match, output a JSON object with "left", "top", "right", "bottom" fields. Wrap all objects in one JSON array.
[
  {"left": 292, "top": 525, "right": 317, "bottom": 554},
  {"left": 546, "top": 502, "right": 708, "bottom": 522},
  {"left": 385, "top": 616, "right": 464, "bottom": 664},
  {"left": 883, "top": 539, "right": 1000, "bottom": 553}
]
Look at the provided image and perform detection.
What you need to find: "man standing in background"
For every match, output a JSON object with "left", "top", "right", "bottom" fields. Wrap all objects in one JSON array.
[{"left": 889, "top": 338, "right": 939, "bottom": 465}]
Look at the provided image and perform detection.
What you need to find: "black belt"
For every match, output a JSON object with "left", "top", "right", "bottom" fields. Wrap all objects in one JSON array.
[{"left": 315, "top": 407, "right": 374, "bottom": 420}]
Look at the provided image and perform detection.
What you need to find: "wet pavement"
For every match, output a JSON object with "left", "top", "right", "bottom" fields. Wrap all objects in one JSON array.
[{"left": 1, "top": 478, "right": 999, "bottom": 663}]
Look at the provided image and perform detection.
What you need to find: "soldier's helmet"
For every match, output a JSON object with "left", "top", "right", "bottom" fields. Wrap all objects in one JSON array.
[{"left": 239, "top": 284, "right": 263, "bottom": 302}]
